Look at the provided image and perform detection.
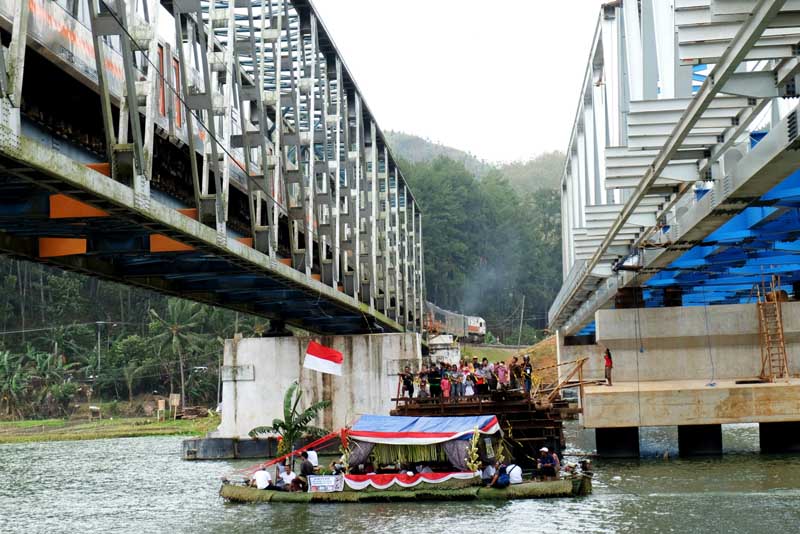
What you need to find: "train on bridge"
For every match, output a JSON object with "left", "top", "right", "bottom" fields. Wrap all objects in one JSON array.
[{"left": 424, "top": 301, "right": 486, "bottom": 344}]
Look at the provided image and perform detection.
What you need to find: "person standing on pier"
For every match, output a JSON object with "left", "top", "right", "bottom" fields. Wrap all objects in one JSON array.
[
  {"left": 495, "top": 361, "right": 509, "bottom": 388},
  {"left": 428, "top": 363, "right": 443, "bottom": 398},
  {"left": 510, "top": 356, "right": 521, "bottom": 389},
  {"left": 522, "top": 355, "right": 533, "bottom": 395},
  {"left": 401, "top": 366, "right": 415, "bottom": 398},
  {"left": 417, "top": 364, "right": 429, "bottom": 398},
  {"left": 603, "top": 348, "right": 613, "bottom": 386}
]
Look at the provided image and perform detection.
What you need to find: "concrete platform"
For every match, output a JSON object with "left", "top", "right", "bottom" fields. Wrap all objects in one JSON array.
[{"left": 582, "top": 378, "right": 800, "bottom": 428}]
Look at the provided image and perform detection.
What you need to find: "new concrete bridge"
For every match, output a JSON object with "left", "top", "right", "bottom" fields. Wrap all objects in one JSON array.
[
  {"left": 0, "top": 0, "right": 423, "bottom": 336},
  {"left": 551, "top": 0, "right": 800, "bottom": 457}
]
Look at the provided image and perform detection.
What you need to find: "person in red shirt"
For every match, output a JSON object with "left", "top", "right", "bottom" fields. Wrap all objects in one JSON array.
[{"left": 603, "top": 348, "right": 613, "bottom": 386}]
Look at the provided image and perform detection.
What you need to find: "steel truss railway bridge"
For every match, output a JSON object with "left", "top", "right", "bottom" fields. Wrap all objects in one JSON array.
[
  {"left": 550, "top": 0, "right": 800, "bottom": 456},
  {"left": 551, "top": 0, "right": 800, "bottom": 336},
  {"left": 0, "top": 0, "right": 424, "bottom": 335}
]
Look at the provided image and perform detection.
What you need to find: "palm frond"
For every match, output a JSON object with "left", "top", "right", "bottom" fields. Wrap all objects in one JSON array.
[
  {"left": 284, "top": 380, "right": 299, "bottom": 422},
  {"left": 248, "top": 425, "right": 276, "bottom": 438}
]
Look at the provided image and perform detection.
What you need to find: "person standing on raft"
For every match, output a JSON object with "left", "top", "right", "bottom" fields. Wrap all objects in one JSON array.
[{"left": 603, "top": 347, "right": 613, "bottom": 386}]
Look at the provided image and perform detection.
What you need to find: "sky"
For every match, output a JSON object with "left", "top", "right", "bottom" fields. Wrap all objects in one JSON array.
[{"left": 312, "top": 0, "right": 607, "bottom": 164}]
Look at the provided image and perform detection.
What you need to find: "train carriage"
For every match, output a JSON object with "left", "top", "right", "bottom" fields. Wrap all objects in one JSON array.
[{"left": 424, "top": 301, "right": 485, "bottom": 343}]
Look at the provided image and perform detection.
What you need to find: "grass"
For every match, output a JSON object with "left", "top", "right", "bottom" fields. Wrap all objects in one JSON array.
[
  {"left": 463, "top": 337, "right": 558, "bottom": 381},
  {"left": 0, "top": 414, "right": 220, "bottom": 444},
  {"left": 0, "top": 419, "right": 70, "bottom": 429},
  {"left": 462, "top": 345, "right": 522, "bottom": 363}
]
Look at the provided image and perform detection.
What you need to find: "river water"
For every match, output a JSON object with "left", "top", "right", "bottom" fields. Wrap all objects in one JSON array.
[{"left": 2, "top": 422, "right": 800, "bottom": 533}]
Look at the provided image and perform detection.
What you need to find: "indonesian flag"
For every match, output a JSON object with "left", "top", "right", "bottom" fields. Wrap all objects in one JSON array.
[{"left": 303, "top": 341, "right": 343, "bottom": 376}]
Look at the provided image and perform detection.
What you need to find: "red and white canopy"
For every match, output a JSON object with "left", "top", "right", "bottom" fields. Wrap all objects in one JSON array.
[{"left": 349, "top": 414, "right": 500, "bottom": 445}]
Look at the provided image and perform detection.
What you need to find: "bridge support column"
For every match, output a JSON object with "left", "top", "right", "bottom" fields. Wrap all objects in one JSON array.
[
  {"left": 184, "top": 333, "right": 421, "bottom": 459},
  {"left": 595, "top": 427, "right": 640, "bottom": 458},
  {"left": 760, "top": 422, "right": 800, "bottom": 453},
  {"left": 678, "top": 424, "right": 723, "bottom": 457}
]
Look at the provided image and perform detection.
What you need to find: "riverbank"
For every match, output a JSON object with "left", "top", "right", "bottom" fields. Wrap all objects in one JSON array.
[{"left": 0, "top": 414, "right": 220, "bottom": 444}]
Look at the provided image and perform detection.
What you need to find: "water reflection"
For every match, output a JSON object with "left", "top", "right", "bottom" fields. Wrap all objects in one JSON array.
[{"left": 1, "top": 422, "right": 799, "bottom": 534}]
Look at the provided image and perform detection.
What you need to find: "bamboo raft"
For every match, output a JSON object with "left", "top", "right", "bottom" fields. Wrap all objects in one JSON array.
[{"left": 220, "top": 474, "right": 592, "bottom": 503}]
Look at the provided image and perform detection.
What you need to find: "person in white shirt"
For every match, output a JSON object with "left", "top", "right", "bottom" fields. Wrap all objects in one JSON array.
[
  {"left": 249, "top": 467, "right": 274, "bottom": 490},
  {"left": 280, "top": 463, "right": 298, "bottom": 491},
  {"left": 307, "top": 448, "right": 319, "bottom": 470},
  {"left": 506, "top": 463, "right": 523, "bottom": 484}
]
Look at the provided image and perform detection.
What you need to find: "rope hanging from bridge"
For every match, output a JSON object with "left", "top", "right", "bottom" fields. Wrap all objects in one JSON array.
[
  {"left": 701, "top": 284, "right": 717, "bottom": 387},
  {"left": 632, "top": 281, "right": 644, "bottom": 429}
]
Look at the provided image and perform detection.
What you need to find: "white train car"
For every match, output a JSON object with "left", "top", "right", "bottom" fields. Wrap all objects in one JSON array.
[{"left": 424, "top": 301, "right": 486, "bottom": 343}]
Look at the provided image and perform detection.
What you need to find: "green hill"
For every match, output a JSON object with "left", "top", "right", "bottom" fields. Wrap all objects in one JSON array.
[
  {"left": 385, "top": 131, "right": 564, "bottom": 194},
  {"left": 385, "top": 131, "right": 491, "bottom": 177}
]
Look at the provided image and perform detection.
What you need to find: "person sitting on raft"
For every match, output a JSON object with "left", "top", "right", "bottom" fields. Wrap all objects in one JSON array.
[
  {"left": 480, "top": 461, "right": 496, "bottom": 485},
  {"left": 534, "top": 447, "right": 558, "bottom": 480},
  {"left": 279, "top": 462, "right": 298, "bottom": 490},
  {"left": 249, "top": 466, "right": 278, "bottom": 490},
  {"left": 329, "top": 455, "right": 346, "bottom": 475},
  {"left": 306, "top": 447, "right": 321, "bottom": 473},
  {"left": 485, "top": 460, "right": 522, "bottom": 488},
  {"left": 297, "top": 451, "right": 315, "bottom": 491}
]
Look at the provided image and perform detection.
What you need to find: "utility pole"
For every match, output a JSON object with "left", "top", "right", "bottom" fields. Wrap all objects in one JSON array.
[
  {"left": 517, "top": 294, "right": 526, "bottom": 347},
  {"left": 96, "top": 321, "right": 102, "bottom": 373}
]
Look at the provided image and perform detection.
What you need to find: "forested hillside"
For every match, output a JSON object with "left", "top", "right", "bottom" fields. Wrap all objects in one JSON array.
[{"left": 394, "top": 133, "right": 565, "bottom": 344}]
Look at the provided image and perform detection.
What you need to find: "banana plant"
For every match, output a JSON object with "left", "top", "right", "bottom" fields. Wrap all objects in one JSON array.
[
  {"left": 249, "top": 380, "right": 331, "bottom": 459},
  {"left": 0, "top": 351, "right": 29, "bottom": 418}
]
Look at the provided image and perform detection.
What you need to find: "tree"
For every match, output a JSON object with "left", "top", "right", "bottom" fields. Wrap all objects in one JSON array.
[
  {"left": 249, "top": 381, "right": 331, "bottom": 458},
  {"left": 111, "top": 335, "right": 149, "bottom": 403},
  {"left": 149, "top": 299, "right": 207, "bottom": 408}
]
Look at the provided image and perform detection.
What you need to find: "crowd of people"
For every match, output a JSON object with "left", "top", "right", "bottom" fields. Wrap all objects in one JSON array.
[{"left": 400, "top": 355, "right": 536, "bottom": 400}]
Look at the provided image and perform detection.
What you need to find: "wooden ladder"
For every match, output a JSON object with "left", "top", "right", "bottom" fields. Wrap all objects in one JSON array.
[{"left": 757, "top": 275, "right": 790, "bottom": 381}]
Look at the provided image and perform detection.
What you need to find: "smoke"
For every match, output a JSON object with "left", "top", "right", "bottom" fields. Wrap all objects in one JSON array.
[{"left": 460, "top": 259, "right": 519, "bottom": 319}]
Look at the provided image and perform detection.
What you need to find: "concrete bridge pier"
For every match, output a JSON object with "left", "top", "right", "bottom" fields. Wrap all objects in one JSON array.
[
  {"left": 678, "top": 424, "right": 723, "bottom": 457},
  {"left": 184, "top": 332, "right": 422, "bottom": 459},
  {"left": 760, "top": 422, "right": 800, "bottom": 453},
  {"left": 595, "top": 427, "right": 640, "bottom": 458}
]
